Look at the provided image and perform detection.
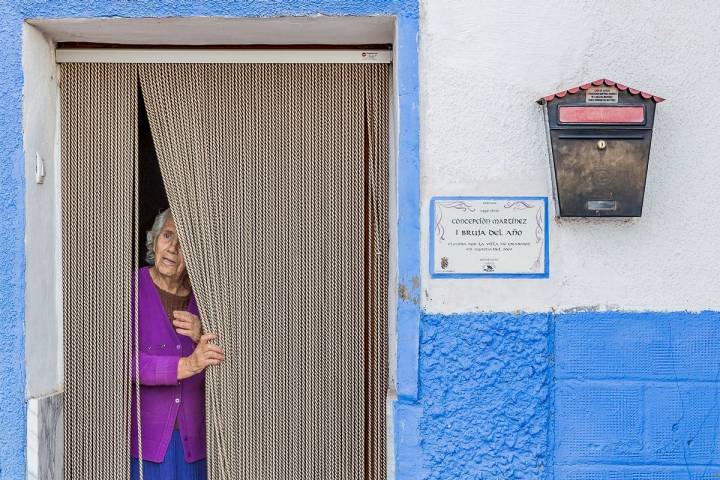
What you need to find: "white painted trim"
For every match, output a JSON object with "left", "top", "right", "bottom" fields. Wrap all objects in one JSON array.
[
  {"left": 23, "top": 23, "right": 63, "bottom": 399},
  {"left": 24, "top": 23, "right": 65, "bottom": 480},
  {"left": 55, "top": 48, "right": 392, "bottom": 64},
  {"left": 29, "top": 17, "right": 394, "bottom": 46}
]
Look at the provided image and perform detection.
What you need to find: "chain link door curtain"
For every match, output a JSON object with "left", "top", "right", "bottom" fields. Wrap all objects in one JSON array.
[
  {"left": 60, "top": 63, "right": 138, "bottom": 479},
  {"left": 139, "top": 63, "right": 389, "bottom": 480}
]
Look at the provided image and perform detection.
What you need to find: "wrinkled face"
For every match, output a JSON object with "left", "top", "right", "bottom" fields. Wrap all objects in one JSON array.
[{"left": 153, "top": 215, "right": 186, "bottom": 279}]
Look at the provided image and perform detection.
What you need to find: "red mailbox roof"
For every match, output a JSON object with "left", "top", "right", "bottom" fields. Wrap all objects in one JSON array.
[{"left": 539, "top": 79, "right": 665, "bottom": 104}]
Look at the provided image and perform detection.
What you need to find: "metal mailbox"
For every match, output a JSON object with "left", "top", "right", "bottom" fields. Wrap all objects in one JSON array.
[{"left": 538, "top": 79, "right": 664, "bottom": 217}]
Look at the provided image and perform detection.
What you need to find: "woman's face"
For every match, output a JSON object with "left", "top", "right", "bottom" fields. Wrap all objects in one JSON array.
[{"left": 153, "top": 215, "right": 186, "bottom": 279}]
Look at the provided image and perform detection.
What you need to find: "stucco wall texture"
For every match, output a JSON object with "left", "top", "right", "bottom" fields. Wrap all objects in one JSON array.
[
  {"left": 414, "top": 1, "right": 720, "bottom": 478},
  {"left": 417, "top": 311, "right": 720, "bottom": 480},
  {"left": 420, "top": 313, "right": 552, "bottom": 479},
  {"left": 0, "top": 3, "right": 28, "bottom": 479},
  {"left": 420, "top": 0, "right": 720, "bottom": 313}
]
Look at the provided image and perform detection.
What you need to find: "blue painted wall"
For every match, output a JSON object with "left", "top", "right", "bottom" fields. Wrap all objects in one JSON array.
[
  {"left": 555, "top": 311, "right": 720, "bottom": 479},
  {"left": 1, "top": 1, "right": 419, "bottom": 479},
  {"left": 412, "top": 311, "right": 720, "bottom": 479},
  {"left": 0, "top": 2, "right": 27, "bottom": 478},
  {"left": 419, "top": 313, "right": 553, "bottom": 479}
]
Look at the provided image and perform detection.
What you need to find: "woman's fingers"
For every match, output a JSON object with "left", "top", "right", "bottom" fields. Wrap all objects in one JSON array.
[
  {"left": 200, "top": 333, "right": 217, "bottom": 343},
  {"left": 204, "top": 344, "right": 224, "bottom": 354},
  {"left": 190, "top": 332, "right": 226, "bottom": 368},
  {"left": 173, "top": 310, "right": 198, "bottom": 322},
  {"left": 173, "top": 319, "right": 192, "bottom": 329},
  {"left": 200, "top": 347, "right": 225, "bottom": 361},
  {"left": 201, "top": 348, "right": 224, "bottom": 359},
  {"left": 176, "top": 328, "right": 194, "bottom": 338},
  {"left": 197, "top": 353, "right": 224, "bottom": 369}
]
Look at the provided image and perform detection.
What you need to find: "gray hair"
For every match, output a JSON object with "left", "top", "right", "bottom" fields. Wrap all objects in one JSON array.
[{"left": 145, "top": 208, "right": 172, "bottom": 265}]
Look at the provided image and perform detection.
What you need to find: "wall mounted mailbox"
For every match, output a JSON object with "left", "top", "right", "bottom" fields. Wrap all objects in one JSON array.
[{"left": 538, "top": 79, "right": 664, "bottom": 217}]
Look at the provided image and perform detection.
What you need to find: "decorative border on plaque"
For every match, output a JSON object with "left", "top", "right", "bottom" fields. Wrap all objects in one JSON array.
[{"left": 429, "top": 196, "right": 549, "bottom": 278}]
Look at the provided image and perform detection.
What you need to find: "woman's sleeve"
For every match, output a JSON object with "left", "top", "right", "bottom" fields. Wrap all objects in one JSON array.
[
  {"left": 131, "top": 351, "right": 180, "bottom": 386},
  {"left": 131, "top": 270, "right": 180, "bottom": 385}
]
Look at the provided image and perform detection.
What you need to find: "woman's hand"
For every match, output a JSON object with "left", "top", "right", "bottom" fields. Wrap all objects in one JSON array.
[
  {"left": 173, "top": 310, "right": 202, "bottom": 344},
  {"left": 177, "top": 333, "right": 225, "bottom": 380}
]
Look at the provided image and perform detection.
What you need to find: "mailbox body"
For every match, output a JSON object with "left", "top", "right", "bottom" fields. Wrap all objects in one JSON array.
[{"left": 543, "top": 88, "right": 658, "bottom": 217}]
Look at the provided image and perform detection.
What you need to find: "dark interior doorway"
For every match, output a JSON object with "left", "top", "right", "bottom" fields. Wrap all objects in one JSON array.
[{"left": 138, "top": 87, "right": 169, "bottom": 266}]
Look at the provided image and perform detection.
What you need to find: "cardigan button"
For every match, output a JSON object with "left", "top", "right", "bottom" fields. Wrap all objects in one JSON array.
[
  {"left": 176, "top": 344, "right": 181, "bottom": 350},
  {"left": 175, "top": 398, "right": 180, "bottom": 403}
]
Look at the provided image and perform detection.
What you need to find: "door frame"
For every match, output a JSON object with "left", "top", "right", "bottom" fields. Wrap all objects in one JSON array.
[{"left": 23, "top": 16, "right": 408, "bottom": 480}]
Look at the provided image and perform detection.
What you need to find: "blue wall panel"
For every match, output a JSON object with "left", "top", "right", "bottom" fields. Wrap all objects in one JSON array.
[
  {"left": 554, "top": 465, "right": 720, "bottom": 479},
  {"left": 555, "top": 381, "right": 644, "bottom": 462},
  {"left": 418, "top": 313, "right": 553, "bottom": 479},
  {"left": 555, "top": 311, "right": 720, "bottom": 477},
  {"left": 415, "top": 311, "right": 720, "bottom": 479},
  {"left": 556, "top": 311, "right": 720, "bottom": 381}
]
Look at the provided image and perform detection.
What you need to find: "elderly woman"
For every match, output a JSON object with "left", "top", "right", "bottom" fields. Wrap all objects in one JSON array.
[{"left": 131, "top": 208, "right": 225, "bottom": 480}]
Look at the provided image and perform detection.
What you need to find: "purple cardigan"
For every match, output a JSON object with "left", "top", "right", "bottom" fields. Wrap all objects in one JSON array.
[{"left": 131, "top": 267, "right": 206, "bottom": 463}]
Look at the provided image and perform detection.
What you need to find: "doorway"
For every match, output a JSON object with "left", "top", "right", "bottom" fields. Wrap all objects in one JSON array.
[{"left": 59, "top": 55, "right": 390, "bottom": 479}]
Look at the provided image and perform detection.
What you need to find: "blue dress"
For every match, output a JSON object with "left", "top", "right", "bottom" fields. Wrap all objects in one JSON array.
[{"left": 131, "top": 430, "right": 207, "bottom": 480}]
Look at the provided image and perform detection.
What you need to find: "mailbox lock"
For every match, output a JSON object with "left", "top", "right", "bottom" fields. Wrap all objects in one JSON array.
[{"left": 597, "top": 139, "right": 607, "bottom": 150}]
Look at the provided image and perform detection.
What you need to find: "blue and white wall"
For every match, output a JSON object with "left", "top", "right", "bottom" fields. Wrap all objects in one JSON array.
[
  {"left": 3, "top": 0, "right": 720, "bottom": 478},
  {"left": 409, "top": 1, "right": 720, "bottom": 478}
]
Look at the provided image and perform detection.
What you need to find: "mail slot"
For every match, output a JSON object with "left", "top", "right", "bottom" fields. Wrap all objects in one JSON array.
[
  {"left": 538, "top": 79, "right": 665, "bottom": 217},
  {"left": 558, "top": 105, "right": 645, "bottom": 124}
]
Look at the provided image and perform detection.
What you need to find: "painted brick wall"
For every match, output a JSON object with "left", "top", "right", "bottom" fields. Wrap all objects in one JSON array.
[
  {"left": 555, "top": 311, "right": 720, "bottom": 479},
  {"left": 413, "top": 311, "right": 720, "bottom": 479},
  {"left": 418, "top": 2, "right": 720, "bottom": 478},
  {"left": 419, "top": 313, "right": 553, "bottom": 479}
]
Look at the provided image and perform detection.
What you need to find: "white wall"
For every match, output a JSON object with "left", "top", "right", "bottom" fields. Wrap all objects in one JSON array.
[
  {"left": 420, "top": 0, "right": 720, "bottom": 313},
  {"left": 23, "top": 23, "right": 65, "bottom": 480},
  {"left": 23, "top": 23, "right": 62, "bottom": 398}
]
